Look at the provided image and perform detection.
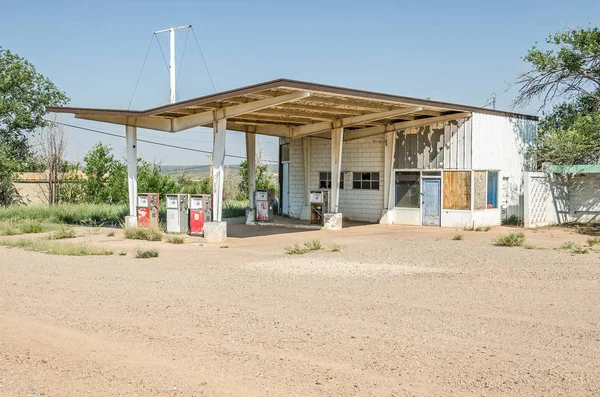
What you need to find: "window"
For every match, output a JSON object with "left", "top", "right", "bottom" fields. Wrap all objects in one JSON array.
[
  {"left": 395, "top": 172, "right": 420, "bottom": 208},
  {"left": 487, "top": 171, "right": 498, "bottom": 208},
  {"left": 319, "top": 172, "right": 344, "bottom": 189},
  {"left": 352, "top": 172, "right": 380, "bottom": 190},
  {"left": 280, "top": 143, "right": 290, "bottom": 162},
  {"left": 443, "top": 171, "right": 471, "bottom": 210}
]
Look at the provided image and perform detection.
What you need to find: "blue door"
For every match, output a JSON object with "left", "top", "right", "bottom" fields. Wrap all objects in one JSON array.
[{"left": 422, "top": 178, "right": 441, "bottom": 226}]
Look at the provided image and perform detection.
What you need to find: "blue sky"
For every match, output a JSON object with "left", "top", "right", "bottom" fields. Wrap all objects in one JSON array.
[{"left": 2, "top": 0, "right": 599, "bottom": 166}]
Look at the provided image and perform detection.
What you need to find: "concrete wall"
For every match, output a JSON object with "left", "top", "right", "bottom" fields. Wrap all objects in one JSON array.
[{"left": 568, "top": 174, "right": 600, "bottom": 223}]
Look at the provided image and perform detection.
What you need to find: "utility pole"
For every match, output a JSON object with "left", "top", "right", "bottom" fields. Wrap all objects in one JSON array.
[{"left": 154, "top": 25, "right": 191, "bottom": 104}]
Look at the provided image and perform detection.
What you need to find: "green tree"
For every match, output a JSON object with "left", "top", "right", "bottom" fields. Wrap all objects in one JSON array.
[
  {"left": 238, "top": 160, "right": 278, "bottom": 200},
  {"left": 0, "top": 47, "right": 69, "bottom": 204},
  {"left": 513, "top": 27, "right": 600, "bottom": 108},
  {"left": 82, "top": 143, "right": 127, "bottom": 204},
  {"left": 137, "top": 160, "right": 177, "bottom": 197}
]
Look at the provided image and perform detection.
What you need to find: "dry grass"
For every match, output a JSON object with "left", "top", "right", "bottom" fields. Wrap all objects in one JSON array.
[
  {"left": 124, "top": 226, "right": 162, "bottom": 241},
  {"left": 47, "top": 225, "right": 76, "bottom": 240},
  {"left": 285, "top": 239, "right": 323, "bottom": 255},
  {"left": 453, "top": 233, "right": 464, "bottom": 241},
  {"left": 166, "top": 235, "right": 186, "bottom": 244},
  {"left": 0, "top": 239, "right": 112, "bottom": 256},
  {"left": 494, "top": 232, "right": 525, "bottom": 247},
  {"left": 135, "top": 248, "right": 159, "bottom": 259}
]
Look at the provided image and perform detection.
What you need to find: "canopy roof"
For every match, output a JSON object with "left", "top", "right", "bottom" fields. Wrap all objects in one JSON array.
[{"left": 47, "top": 78, "right": 537, "bottom": 141}]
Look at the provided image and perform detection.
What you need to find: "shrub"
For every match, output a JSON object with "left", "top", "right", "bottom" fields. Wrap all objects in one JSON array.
[
  {"left": 166, "top": 235, "right": 186, "bottom": 244},
  {"left": 285, "top": 239, "right": 323, "bottom": 254},
  {"left": 107, "top": 230, "right": 116, "bottom": 237},
  {"left": 475, "top": 226, "right": 491, "bottom": 232},
  {"left": 135, "top": 248, "right": 159, "bottom": 258},
  {"left": 48, "top": 225, "right": 76, "bottom": 240},
  {"left": 559, "top": 241, "right": 575, "bottom": 250},
  {"left": 494, "top": 232, "right": 525, "bottom": 247},
  {"left": 504, "top": 215, "right": 523, "bottom": 226},
  {"left": 0, "top": 239, "right": 112, "bottom": 256},
  {"left": 571, "top": 245, "right": 589, "bottom": 254},
  {"left": 124, "top": 226, "right": 162, "bottom": 241},
  {"left": 587, "top": 237, "right": 600, "bottom": 246},
  {"left": 453, "top": 233, "right": 464, "bottom": 241},
  {"left": 19, "top": 219, "right": 46, "bottom": 234},
  {"left": 330, "top": 243, "right": 344, "bottom": 252}
]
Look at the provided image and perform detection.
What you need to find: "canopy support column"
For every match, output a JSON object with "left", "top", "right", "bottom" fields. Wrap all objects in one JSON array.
[
  {"left": 245, "top": 130, "right": 256, "bottom": 224},
  {"left": 325, "top": 126, "right": 343, "bottom": 230},
  {"left": 125, "top": 125, "right": 138, "bottom": 227},
  {"left": 380, "top": 131, "right": 397, "bottom": 224},
  {"left": 204, "top": 117, "right": 228, "bottom": 243},
  {"left": 300, "top": 137, "right": 311, "bottom": 220}
]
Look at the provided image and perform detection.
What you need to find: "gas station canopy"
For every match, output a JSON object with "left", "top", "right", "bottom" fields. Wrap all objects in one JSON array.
[{"left": 46, "top": 78, "right": 526, "bottom": 140}]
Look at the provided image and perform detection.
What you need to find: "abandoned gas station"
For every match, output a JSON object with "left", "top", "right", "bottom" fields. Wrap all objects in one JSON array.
[{"left": 47, "top": 79, "right": 538, "bottom": 241}]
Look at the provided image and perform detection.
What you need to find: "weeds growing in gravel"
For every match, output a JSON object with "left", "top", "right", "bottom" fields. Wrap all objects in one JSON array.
[
  {"left": 523, "top": 244, "right": 537, "bottom": 250},
  {"left": 167, "top": 235, "right": 186, "bottom": 244},
  {"left": 107, "top": 230, "right": 116, "bottom": 237},
  {"left": 330, "top": 243, "right": 344, "bottom": 252},
  {"left": 560, "top": 241, "right": 575, "bottom": 250},
  {"left": 285, "top": 239, "right": 323, "bottom": 255},
  {"left": 0, "top": 239, "right": 112, "bottom": 256},
  {"left": 475, "top": 226, "right": 491, "bottom": 232},
  {"left": 123, "top": 226, "right": 162, "bottom": 241},
  {"left": 47, "top": 225, "right": 76, "bottom": 240},
  {"left": 559, "top": 241, "right": 589, "bottom": 254},
  {"left": 0, "top": 219, "right": 56, "bottom": 236},
  {"left": 135, "top": 248, "right": 159, "bottom": 258},
  {"left": 494, "top": 232, "right": 525, "bottom": 247},
  {"left": 587, "top": 237, "right": 600, "bottom": 246},
  {"left": 453, "top": 233, "right": 464, "bottom": 241}
]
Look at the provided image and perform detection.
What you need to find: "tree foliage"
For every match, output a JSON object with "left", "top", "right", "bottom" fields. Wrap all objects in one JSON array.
[
  {"left": 238, "top": 160, "right": 278, "bottom": 200},
  {"left": 82, "top": 143, "right": 127, "bottom": 204},
  {"left": 0, "top": 47, "right": 69, "bottom": 159},
  {"left": 513, "top": 27, "right": 600, "bottom": 109}
]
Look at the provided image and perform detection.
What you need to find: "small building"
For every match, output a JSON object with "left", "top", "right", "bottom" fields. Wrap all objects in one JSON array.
[{"left": 48, "top": 79, "right": 537, "bottom": 238}]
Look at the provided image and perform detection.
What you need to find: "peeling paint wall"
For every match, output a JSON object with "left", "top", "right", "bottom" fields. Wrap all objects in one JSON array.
[{"left": 394, "top": 118, "right": 472, "bottom": 170}]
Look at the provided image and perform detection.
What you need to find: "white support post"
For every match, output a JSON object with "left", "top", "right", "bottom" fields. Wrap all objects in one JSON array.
[
  {"left": 169, "top": 28, "right": 176, "bottom": 104},
  {"left": 212, "top": 117, "right": 227, "bottom": 222},
  {"left": 380, "top": 131, "right": 397, "bottom": 224},
  {"left": 300, "top": 137, "right": 311, "bottom": 220},
  {"left": 126, "top": 125, "right": 138, "bottom": 226},
  {"left": 245, "top": 131, "right": 256, "bottom": 224},
  {"left": 330, "top": 126, "right": 344, "bottom": 213}
]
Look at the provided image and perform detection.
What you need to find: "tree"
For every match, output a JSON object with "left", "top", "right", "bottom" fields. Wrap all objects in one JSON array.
[
  {"left": 36, "top": 116, "right": 67, "bottom": 204},
  {"left": 0, "top": 47, "right": 69, "bottom": 159},
  {"left": 238, "top": 159, "right": 278, "bottom": 200},
  {"left": 82, "top": 143, "right": 127, "bottom": 204},
  {"left": 513, "top": 27, "right": 600, "bottom": 109},
  {"left": 0, "top": 47, "right": 69, "bottom": 205},
  {"left": 137, "top": 160, "right": 177, "bottom": 197}
]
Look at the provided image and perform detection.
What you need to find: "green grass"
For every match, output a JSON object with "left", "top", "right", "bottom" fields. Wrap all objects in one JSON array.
[
  {"left": 559, "top": 241, "right": 589, "bottom": 254},
  {"left": 135, "top": 247, "right": 159, "bottom": 259},
  {"left": 453, "top": 233, "right": 464, "bottom": 241},
  {"left": 285, "top": 239, "right": 323, "bottom": 255},
  {"left": 166, "top": 235, "right": 186, "bottom": 244},
  {"left": 0, "top": 239, "right": 112, "bottom": 256},
  {"left": 494, "top": 232, "right": 526, "bottom": 247},
  {"left": 223, "top": 200, "right": 248, "bottom": 218},
  {"left": 123, "top": 226, "right": 162, "bottom": 241},
  {"left": 0, "top": 203, "right": 128, "bottom": 225},
  {"left": 587, "top": 237, "right": 600, "bottom": 246},
  {"left": 47, "top": 225, "right": 76, "bottom": 240}
]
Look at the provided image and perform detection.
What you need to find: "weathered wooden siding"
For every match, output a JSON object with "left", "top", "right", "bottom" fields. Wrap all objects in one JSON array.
[{"left": 394, "top": 118, "right": 472, "bottom": 170}]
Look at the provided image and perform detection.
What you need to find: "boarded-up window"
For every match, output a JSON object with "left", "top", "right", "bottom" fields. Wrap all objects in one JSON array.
[
  {"left": 443, "top": 171, "right": 471, "bottom": 210},
  {"left": 474, "top": 171, "right": 487, "bottom": 210}
]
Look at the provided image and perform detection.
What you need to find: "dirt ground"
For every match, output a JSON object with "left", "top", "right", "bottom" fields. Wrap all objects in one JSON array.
[{"left": 1, "top": 219, "right": 599, "bottom": 396}]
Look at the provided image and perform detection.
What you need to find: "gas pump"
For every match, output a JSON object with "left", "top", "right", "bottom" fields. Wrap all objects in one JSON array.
[
  {"left": 189, "top": 194, "right": 212, "bottom": 236},
  {"left": 255, "top": 190, "right": 274, "bottom": 222},
  {"left": 166, "top": 194, "right": 189, "bottom": 234},
  {"left": 310, "top": 190, "right": 329, "bottom": 225},
  {"left": 137, "top": 193, "right": 159, "bottom": 228}
]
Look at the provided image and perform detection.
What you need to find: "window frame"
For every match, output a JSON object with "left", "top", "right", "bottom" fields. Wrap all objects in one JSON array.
[
  {"left": 394, "top": 171, "right": 421, "bottom": 209},
  {"left": 352, "top": 172, "right": 380, "bottom": 190},
  {"left": 318, "top": 172, "right": 344, "bottom": 189}
]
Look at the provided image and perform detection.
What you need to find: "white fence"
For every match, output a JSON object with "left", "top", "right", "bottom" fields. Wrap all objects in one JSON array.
[{"left": 523, "top": 172, "right": 598, "bottom": 227}]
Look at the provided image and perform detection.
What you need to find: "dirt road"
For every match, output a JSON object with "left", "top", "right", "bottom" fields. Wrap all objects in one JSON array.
[{"left": 1, "top": 222, "right": 599, "bottom": 396}]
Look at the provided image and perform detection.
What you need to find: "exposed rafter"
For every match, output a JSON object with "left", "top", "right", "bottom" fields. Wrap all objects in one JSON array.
[
  {"left": 344, "top": 112, "right": 472, "bottom": 141},
  {"left": 291, "top": 106, "right": 423, "bottom": 138}
]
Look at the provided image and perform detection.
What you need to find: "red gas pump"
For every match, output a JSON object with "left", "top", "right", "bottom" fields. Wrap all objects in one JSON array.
[
  {"left": 137, "top": 193, "right": 159, "bottom": 228},
  {"left": 189, "top": 194, "right": 212, "bottom": 236}
]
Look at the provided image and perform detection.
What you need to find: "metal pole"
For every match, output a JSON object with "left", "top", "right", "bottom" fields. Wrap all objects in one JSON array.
[{"left": 169, "top": 28, "right": 176, "bottom": 104}]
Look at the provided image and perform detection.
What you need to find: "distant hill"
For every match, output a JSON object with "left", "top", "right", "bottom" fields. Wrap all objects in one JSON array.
[{"left": 161, "top": 164, "right": 277, "bottom": 176}]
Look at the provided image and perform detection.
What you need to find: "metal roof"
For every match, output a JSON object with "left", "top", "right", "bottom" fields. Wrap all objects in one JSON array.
[{"left": 46, "top": 78, "right": 537, "bottom": 140}]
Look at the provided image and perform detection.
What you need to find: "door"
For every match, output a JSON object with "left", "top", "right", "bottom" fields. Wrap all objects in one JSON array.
[
  {"left": 422, "top": 178, "right": 441, "bottom": 226},
  {"left": 281, "top": 162, "right": 289, "bottom": 215}
]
